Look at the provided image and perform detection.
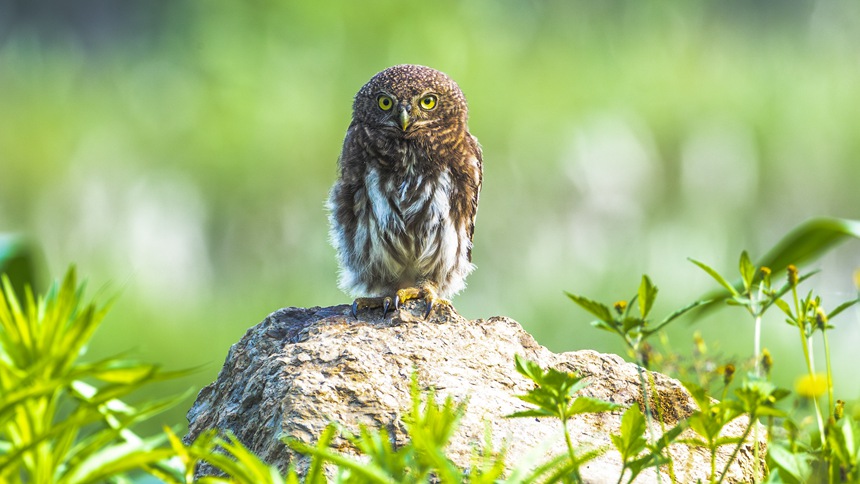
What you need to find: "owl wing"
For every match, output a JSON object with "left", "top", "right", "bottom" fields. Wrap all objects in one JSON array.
[{"left": 465, "top": 135, "right": 483, "bottom": 262}]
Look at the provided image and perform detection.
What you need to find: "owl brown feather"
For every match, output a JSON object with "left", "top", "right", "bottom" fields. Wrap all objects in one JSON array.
[{"left": 327, "top": 64, "right": 482, "bottom": 311}]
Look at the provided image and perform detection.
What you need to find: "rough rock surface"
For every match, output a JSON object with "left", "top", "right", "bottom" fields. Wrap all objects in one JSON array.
[{"left": 185, "top": 302, "right": 765, "bottom": 482}]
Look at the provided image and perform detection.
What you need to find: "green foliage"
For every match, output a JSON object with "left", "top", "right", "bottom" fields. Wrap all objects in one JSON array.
[
  {"left": 696, "top": 217, "right": 860, "bottom": 312},
  {"left": 567, "top": 275, "right": 708, "bottom": 362},
  {"left": 508, "top": 355, "right": 619, "bottom": 421},
  {"left": 611, "top": 406, "right": 647, "bottom": 477},
  {"left": 0, "top": 267, "right": 192, "bottom": 482},
  {"left": 507, "top": 355, "right": 620, "bottom": 483},
  {"left": 689, "top": 246, "right": 860, "bottom": 483},
  {"left": 4, "top": 214, "right": 860, "bottom": 482},
  {"left": 610, "top": 404, "right": 685, "bottom": 484},
  {"left": 166, "top": 428, "right": 297, "bottom": 484},
  {"left": 283, "top": 358, "right": 624, "bottom": 484},
  {"left": 566, "top": 216, "right": 860, "bottom": 484},
  {"left": 757, "top": 218, "right": 860, "bottom": 277},
  {"left": 0, "top": 266, "right": 313, "bottom": 483}
]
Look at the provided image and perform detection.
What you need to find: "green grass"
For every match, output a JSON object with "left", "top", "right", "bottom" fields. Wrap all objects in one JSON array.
[{"left": 2, "top": 0, "right": 860, "bottom": 450}]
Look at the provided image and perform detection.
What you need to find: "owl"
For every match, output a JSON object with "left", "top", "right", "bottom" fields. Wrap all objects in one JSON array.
[{"left": 327, "top": 64, "right": 483, "bottom": 318}]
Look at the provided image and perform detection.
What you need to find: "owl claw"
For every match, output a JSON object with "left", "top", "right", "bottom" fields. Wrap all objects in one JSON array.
[
  {"left": 423, "top": 298, "right": 435, "bottom": 318},
  {"left": 351, "top": 300, "right": 360, "bottom": 319},
  {"left": 382, "top": 297, "right": 392, "bottom": 316}
]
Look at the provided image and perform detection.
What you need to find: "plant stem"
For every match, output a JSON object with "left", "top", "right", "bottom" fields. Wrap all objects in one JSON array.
[
  {"left": 806, "top": 335, "right": 826, "bottom": 445},
  {"left": 715, "top": 412, "right": 756, "bottom": 484},
  {"left": 753, "top": 419, "right": 760, "bottom": 483},
  {"left": 561, "top": 418, "right": 583, "bottom": 484},
  {"left": 753, "top": 314, "right": 762, "bottom": 377},
  {"left": 753, "top": 281, "right": 765, "bottom": 377},
  {"left": 792, "top": 286, "right": 826, "bottom": 447},
  {"left": 562, "top": 412, "right": 576, "bottom": 462},
  {"left": 710, "top": 444, "right": 717, "bottom": 482},
  {"left": 822, "top": 330, "right": 834, "bottom": 418}
]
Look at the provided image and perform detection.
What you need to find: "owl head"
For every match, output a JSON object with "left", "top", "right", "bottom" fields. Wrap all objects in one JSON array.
[{"left": 352, "top": 64, "right": 469, "bottom": 136}]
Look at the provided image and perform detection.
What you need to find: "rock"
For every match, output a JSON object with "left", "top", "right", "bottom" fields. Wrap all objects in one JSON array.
[{"left": 185, "top": 302, "right": 765, "bottom": 482}]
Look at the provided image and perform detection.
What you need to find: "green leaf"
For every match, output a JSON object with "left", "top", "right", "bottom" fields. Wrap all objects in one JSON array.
[
  {"left": 613, "top": 405, "right": 647, "bottom": 460},
  {"left": 590, "top": 320, "right": 617, "bottom": 333},
  {"left": 739, "top": 250, "right": 755, "bottom": 292},
  {"left": 637, "top": 275, "right": 658, "bottom": 319},
  {"left": 87, "top": 362, "right": 159, "bottom": 384},
  {"left": 773, "top": 298, "right": 793, "bottom": 318},
  {"left": 565, "top": 292, "right": 613, "bottom": 322},
  {"left": 567, "top": 396, "right": 621, "bottom": 415},
  {"left": 828, "top": 298, "right": 860, "bottom": 321},
  {"left": 767, "top": 442, "right": 812, "bottom": 482},
  {"left": 506, "top": 408, "right": 555, "bottom": 419},
  {"left": 757, "top": 217, "right": 860, "bottom": 274},
  {"left": 680, "top": 381, "right": 710, "bottom": 410},
  {"left": 513, "top": 354, "right": 546, "bottom": 384},
  {"left": 286, "top": 437, "right": 396, "bottom": 483},
  {"left": 61, "top": 434, "right": 176, "bottom": 484},
  {"left": 689, "top": 258, "right": 738, "bottom": 296},
  {"left": 513, "top": 355, "right": 588, "bottom": 396}
]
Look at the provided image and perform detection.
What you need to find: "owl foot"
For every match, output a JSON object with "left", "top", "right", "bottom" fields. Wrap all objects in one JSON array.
[
  {"left": 351, "top": 296, "right": 394, "bottom": 318},
  {"left": 350, "top": 286, "right": 450, "bottom": 319},
  {"left": 394, "top": 285, "right": 451, "bottom": 318}
]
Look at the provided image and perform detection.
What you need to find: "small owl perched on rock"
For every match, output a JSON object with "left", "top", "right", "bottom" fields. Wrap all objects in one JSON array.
[{"left": 327, "top": 64, "right": 483, "bottom": 317}]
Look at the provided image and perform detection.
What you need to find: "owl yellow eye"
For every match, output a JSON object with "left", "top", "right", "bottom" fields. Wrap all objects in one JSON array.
[
  {"left": 377, "top": 95, "right": 393, "bottom": 111},
  {"left": 419, "top": 95, "right": 437, "bottom": 111}
]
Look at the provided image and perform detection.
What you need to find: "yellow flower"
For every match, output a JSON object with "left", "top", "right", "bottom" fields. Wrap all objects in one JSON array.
[
  {"left": 613, "top": 300, "right": 627, "bottom": 315},
  {"left": 795, "top": 373, "right": 828, "bottom": 398}
]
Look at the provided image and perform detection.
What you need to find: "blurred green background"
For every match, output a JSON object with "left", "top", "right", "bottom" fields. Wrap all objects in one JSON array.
[{"left": 2, "top": 0, "right": 860, "bottom": 435}]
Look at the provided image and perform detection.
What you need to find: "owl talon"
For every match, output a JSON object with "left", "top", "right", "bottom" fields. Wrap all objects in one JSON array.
[
  {"left": 382, "top": 297, "right": 392, "bottom": 316},
  {"left": 421, "top": 291, "right": 451, "bottom": 318},
  {"left": 351, "top": 300, "right": 360, "bottom": 319},
  {"left": 423, "top": 298, "right": 435, "bottom": 318}
]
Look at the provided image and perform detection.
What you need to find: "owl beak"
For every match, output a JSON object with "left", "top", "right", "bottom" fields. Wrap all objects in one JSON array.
[{"left": 398, "top": 106, "right": 411, "bottom": 131}]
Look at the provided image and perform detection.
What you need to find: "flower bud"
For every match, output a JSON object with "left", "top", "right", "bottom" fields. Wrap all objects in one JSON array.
[
  {"left": 787, "top": 265, "right": 799, "bottom": 286},
  {"left": 815, "top": 307, "right": 828, "bottom": 330},
  {"left": 723, "top": 364, "right": 736, "bottom": 386},
  {"left": 761, "top": 349, "right": 773, "bottom": 376}
]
